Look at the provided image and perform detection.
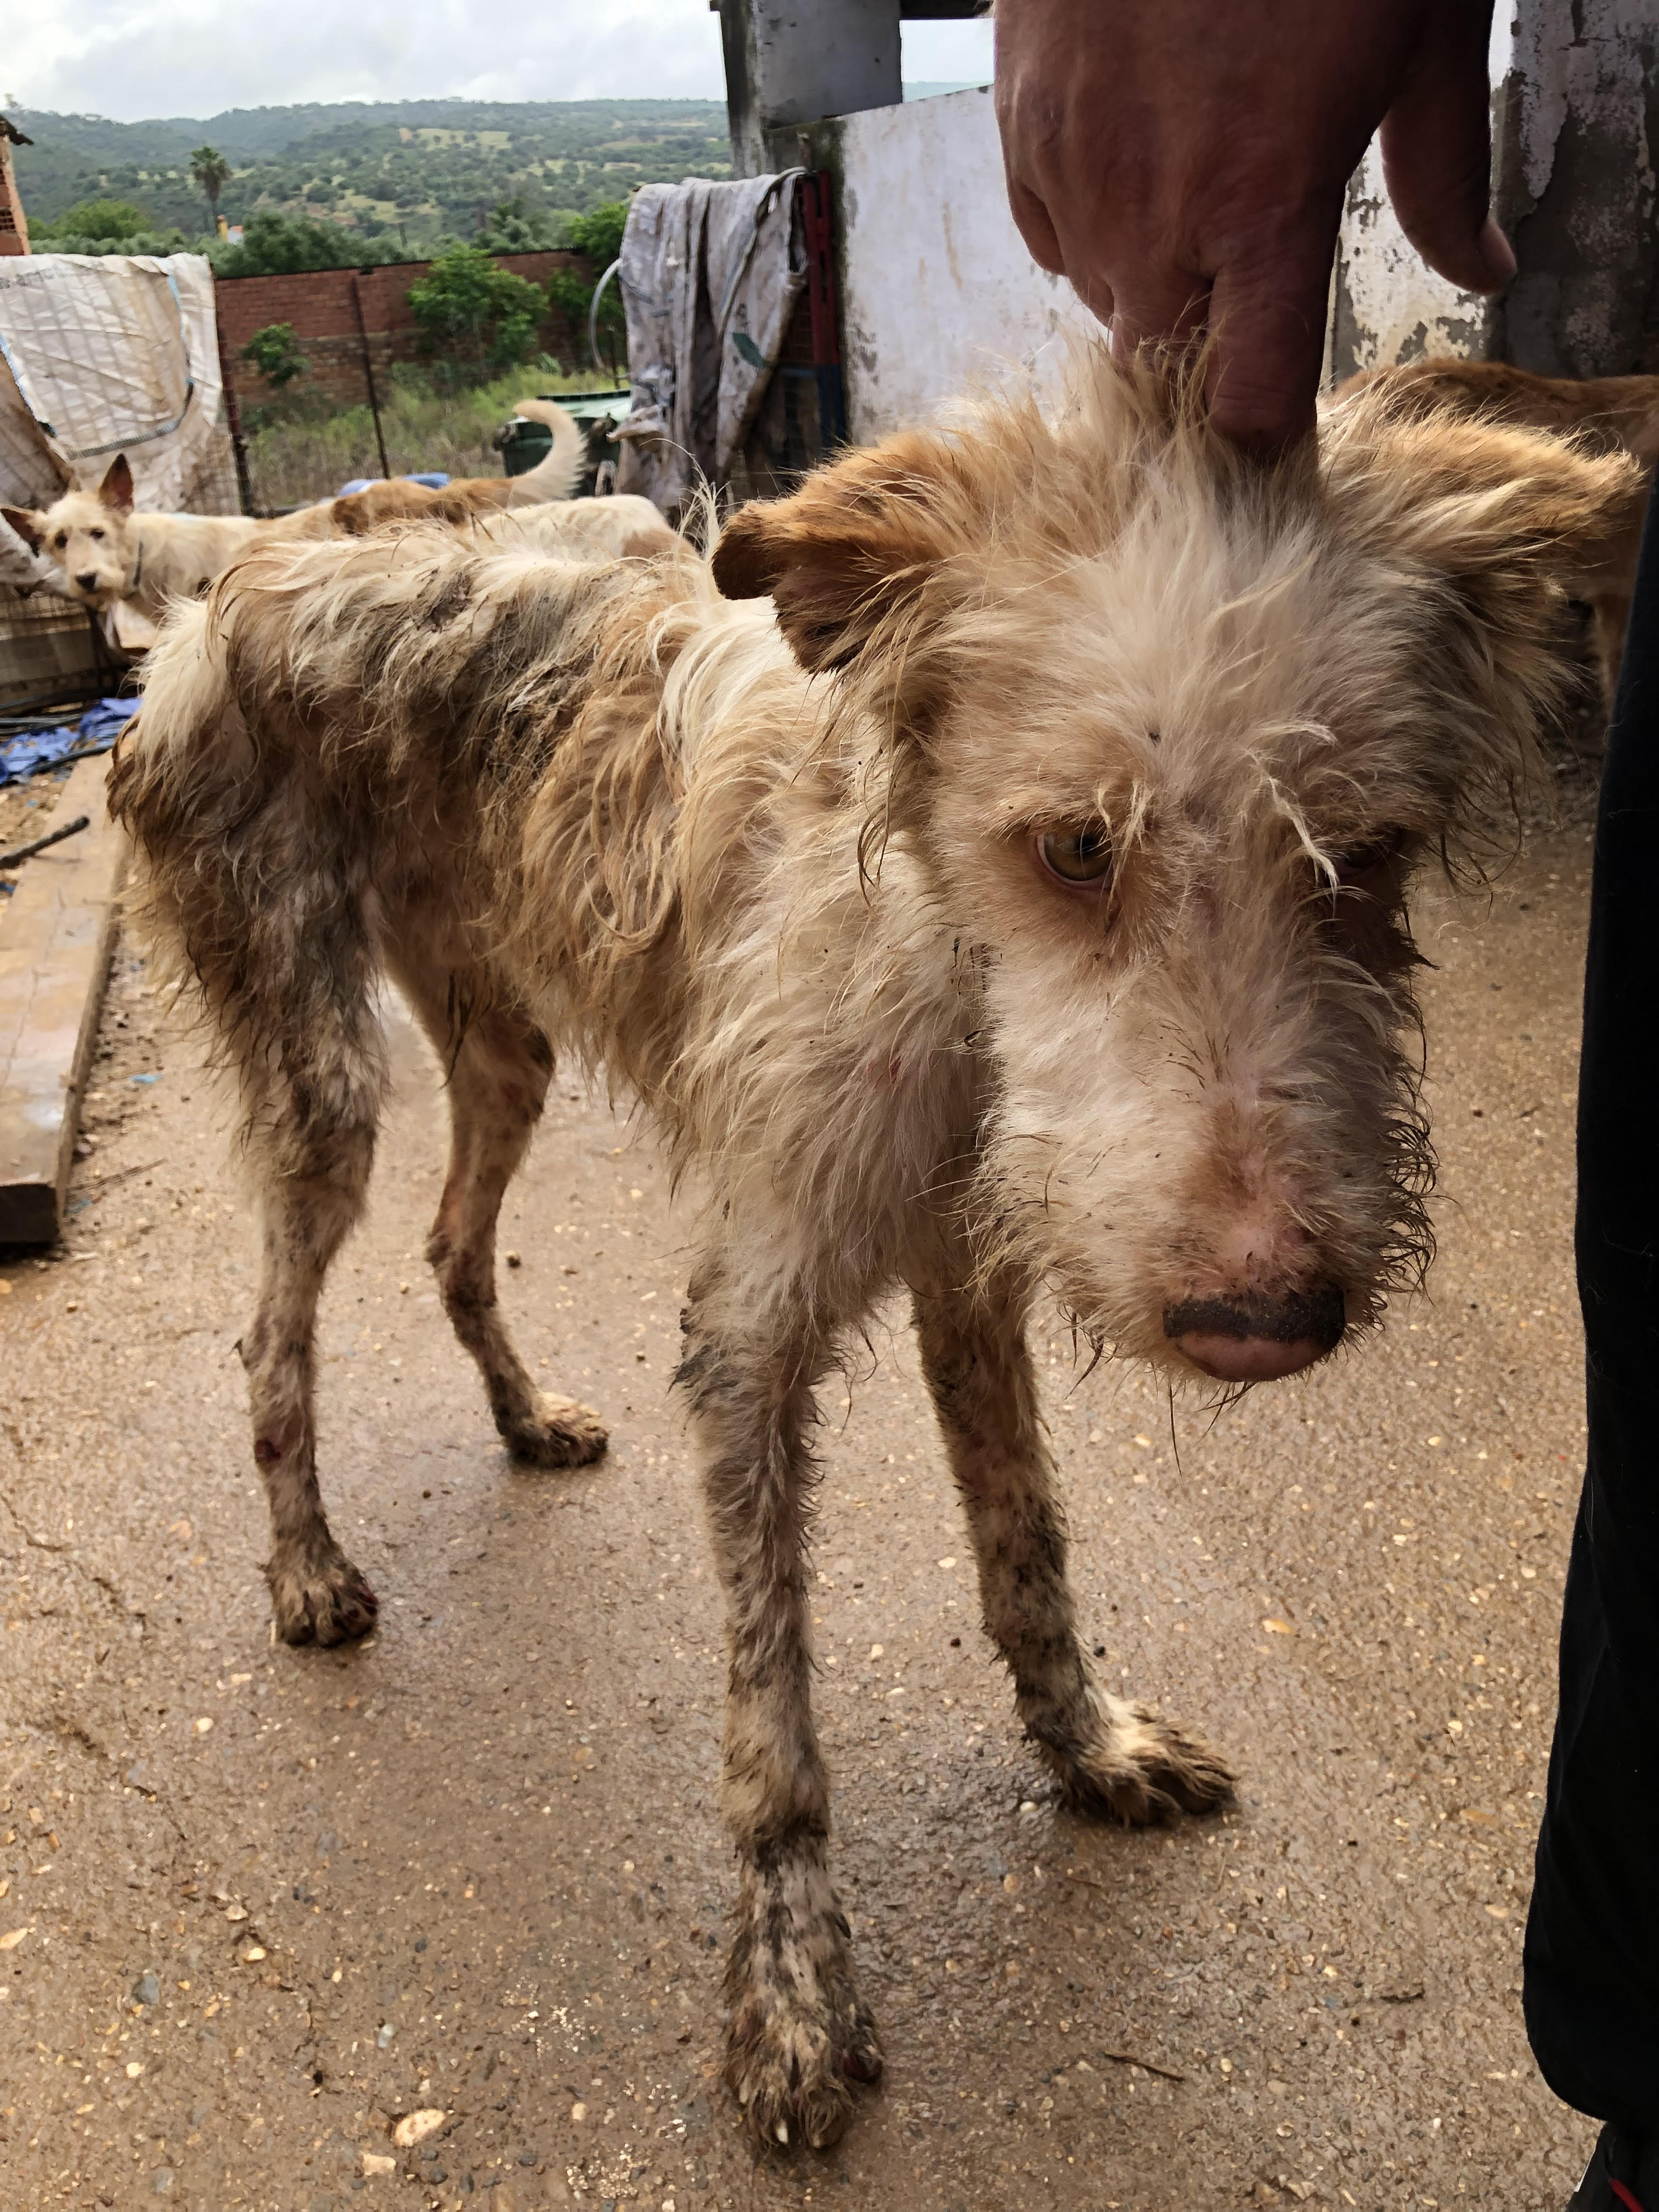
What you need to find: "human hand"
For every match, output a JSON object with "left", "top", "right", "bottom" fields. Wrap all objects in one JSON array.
[{"left": 994, "top": 0, "right": 1514, "bottom": 452}]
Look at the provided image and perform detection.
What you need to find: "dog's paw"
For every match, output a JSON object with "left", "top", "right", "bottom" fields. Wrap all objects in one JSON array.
[
  {"left": 1047, "top": 1701, "right": 1235, "bottom": 1826},
  {"left": 724, "top": 1972, "right": 882, "bottom": 2150},
  {"left": 266, "top": 1543, "right": 379, "bottom": 1647},
  {"left": 498, "top": 1391, "right": 609, "bottom": 1469}
]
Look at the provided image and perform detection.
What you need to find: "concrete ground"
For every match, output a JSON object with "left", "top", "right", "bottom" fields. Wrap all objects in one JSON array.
[{"left": 0, "top": 814, "right": 1601, "bottom": 2211}]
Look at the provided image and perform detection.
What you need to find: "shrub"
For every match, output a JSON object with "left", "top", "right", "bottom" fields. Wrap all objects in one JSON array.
[
  {"left": 547, "top": 200, "right": 629, "bottom": 375},
  {"left": 407, "top": 244, "right": 543, "bottom": 382},
  {"left": 241, "top": 322, "right": 309, "bottom": 390},
  {"left": 212, "top": 211, "right": 411, "bottom": 278}
]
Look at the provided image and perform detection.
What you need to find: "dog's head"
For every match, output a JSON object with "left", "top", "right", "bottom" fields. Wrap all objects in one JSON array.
[
  {"left": 3, "top": 455, "right": 138, "bottom": 608},
  {"left": 714, "top": 351, "right": 1637, "bottom": 1385}
]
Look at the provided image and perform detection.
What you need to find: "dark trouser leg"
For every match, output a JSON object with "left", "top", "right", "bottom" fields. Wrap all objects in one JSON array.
[{"left": 1525, "top": 482, "right": 1659, "bottom": 2131}]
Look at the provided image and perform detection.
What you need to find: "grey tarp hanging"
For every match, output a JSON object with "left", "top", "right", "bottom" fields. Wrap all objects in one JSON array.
[{"left": 614, "top": 173, "right": 806, "bottom": 516}]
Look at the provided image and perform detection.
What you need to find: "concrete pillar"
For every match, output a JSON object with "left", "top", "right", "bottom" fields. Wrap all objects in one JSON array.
[
  {"left": 0, "top": 117, "right": 32, "bottom": 259},
  {"left": 718, "top": 0, "right": 903, "bottom": 177},
  {"left": 1328, "top": 0, "right": 1659, "bottom": 384}
]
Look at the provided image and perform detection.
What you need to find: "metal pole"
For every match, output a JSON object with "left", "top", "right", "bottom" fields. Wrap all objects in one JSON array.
[
  {"left": 799, "top": 172, "right": 845, "bottom": 449},
  {"left": 588, "top": 259, "right": 622, "bottom": 378},
  {"left": 351, "top": 272, "right": 391, "bottom": 481},
  {"left": 212, "top": 292, "right": 256, "bottom": 515}
]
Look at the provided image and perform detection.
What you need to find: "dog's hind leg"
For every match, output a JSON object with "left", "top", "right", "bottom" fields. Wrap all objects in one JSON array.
[
  {"left": 386, "top": 954, "right": 607, "bottom": 1469},
  {"left": 679, "top": 1269, "right": 881, "bottom": 2151},
  {"left": 241, "top": 1034, "right": 385, "bottom": 1649},
  {"left": 913, "top": 1273, "right": 1234, "bottom": 1824}
]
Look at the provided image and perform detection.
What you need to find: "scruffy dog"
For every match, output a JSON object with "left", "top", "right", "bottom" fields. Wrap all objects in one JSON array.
[
  {"left": 1346, "top": 356, "right": 1659, "bottom": 712},
  {"left": 3, "top": 453, "right": 335, "bottom": 641},
  {"left": 1, "top": 399, "right": 585, "bottom": 636},
  {"left": 326, "top": 399, "right": 582, "bottom": 533},
  {"left": 110, "top": 349, "right": 1634, "bottom": 2149}
]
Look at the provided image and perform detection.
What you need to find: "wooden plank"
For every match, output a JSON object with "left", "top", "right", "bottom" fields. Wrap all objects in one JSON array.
[{"left": 0, "top": 752, "right": 127, "bottom": 1244}]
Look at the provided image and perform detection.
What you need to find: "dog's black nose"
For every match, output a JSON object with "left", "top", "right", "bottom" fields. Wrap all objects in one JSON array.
[
  {"left": 1163, "top": 1283, "right": 1345, "bottom": 1383},
  {"left": 75, "top": 571, "right": 99, "bottom": 592}
]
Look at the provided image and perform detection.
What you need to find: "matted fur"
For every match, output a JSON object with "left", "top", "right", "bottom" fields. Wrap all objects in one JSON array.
[{"left": 111, "top": 345, "right": 1637, "bottom": 2149}]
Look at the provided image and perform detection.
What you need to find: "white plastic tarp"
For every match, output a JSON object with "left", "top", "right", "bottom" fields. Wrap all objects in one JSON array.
[{"left": 0, "top": 251, "right": 226, "bottom": 513}]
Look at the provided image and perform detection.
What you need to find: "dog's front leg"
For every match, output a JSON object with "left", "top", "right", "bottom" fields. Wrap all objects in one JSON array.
[
  {"left": 913, "top": 1277, "right": 1234, "bottom": 1823},
  {"left": 679, "top": 1290, "right": 881, "bottom": 2149}
]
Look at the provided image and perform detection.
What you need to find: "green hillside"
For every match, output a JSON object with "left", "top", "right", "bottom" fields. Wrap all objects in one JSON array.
[{"left": 10, "top": 99, "right": 731, "bottom": 253}]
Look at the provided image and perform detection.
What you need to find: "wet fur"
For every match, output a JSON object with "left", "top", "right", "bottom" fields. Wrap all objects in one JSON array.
[{"left": 110, "top": 347, "right": 1636, "bottom": 2151}]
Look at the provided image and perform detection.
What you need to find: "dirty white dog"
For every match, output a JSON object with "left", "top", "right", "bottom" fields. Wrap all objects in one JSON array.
[
  {"left": 3, "top": 452, "right": 334, "bottom": 647},
  {"left": 1, "top": 399, "right": 588, "bottom": 642},
  {"left": 110, "top": 349, "right": 1634, "bottom": 2149}
]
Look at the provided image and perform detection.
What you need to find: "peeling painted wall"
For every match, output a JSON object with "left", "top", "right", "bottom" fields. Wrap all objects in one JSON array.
[
  {"left": 1327, "top": 140, "right": 1498, "bottom": 385},
  {"left": 797, "top": 88, "right": 1093, "bottom": 442},
  {"left": 1330, "top": 0, "right": 1659, "bottom": 385}
]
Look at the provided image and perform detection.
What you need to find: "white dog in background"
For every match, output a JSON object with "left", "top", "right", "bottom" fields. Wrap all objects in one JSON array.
[{"left": 1, "top": 399, "right": 601, "bottom": 648}]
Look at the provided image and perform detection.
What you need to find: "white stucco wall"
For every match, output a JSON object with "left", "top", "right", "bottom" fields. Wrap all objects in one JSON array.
[{"left": 816, "top": 86, "right": 1094, "bottom": 442}]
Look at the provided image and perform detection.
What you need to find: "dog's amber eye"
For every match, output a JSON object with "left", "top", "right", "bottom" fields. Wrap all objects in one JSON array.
[
  {"left": 1037, "top": 827, "right": 1114, "bottom": 889},
  {"left": 89, "top": 527, "right": 104, "bottom": 541},
  {"left": 54, "top": 533, "right": 67, "bottom": 549}
]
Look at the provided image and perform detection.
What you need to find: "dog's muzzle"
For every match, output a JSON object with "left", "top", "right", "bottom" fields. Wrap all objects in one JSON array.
[{"left": 1163, "top": 1283, "right": 1346, "bottom": 1383}]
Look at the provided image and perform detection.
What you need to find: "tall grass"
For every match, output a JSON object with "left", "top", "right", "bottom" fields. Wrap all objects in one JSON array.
[{"left": 241, "top": 363, "right": 611, "bottom": 511}]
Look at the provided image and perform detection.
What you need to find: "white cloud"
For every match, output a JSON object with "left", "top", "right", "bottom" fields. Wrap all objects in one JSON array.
[
  {"left": 900, "top": 17, "right": 995, "bottom": 87},
  {"left": 7, "top": 0, "right": 729, "bottom": 120},
  {"left": 7, "top": 3, "right": 996, "bottom": 125}
]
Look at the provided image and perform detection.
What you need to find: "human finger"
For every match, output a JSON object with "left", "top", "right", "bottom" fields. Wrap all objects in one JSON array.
[
  {"left": 1379, "top": 4, "right": 1515, "bottom": 295},
  {"left": 1003, "top": 166, "right": 1069, "bottom": 279},
  {"left": 1107, "top": 272, "right": 1214, "bottom": 365},
  {"left": 1201, "top": 226, "right": 1344, "bottom": 455}
]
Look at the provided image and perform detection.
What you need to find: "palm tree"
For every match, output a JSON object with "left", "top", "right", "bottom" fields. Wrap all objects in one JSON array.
[{"left": 189, "top": 145, "right": 232, "bottom": 224}]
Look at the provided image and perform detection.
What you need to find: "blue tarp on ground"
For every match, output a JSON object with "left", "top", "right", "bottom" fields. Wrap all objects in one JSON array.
[
  {"left": 0, "top": 696, "right": 140, "bottom": 788},
  {"left": 336, "top": 471, "right": 451, "bottom": 495}
]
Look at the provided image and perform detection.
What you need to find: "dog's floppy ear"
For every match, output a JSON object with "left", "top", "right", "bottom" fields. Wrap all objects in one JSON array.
[
  {"left": 713, "top": 431, "right": 981, "bottom": 673},
  {"left": 1, "top": 505, "right": 44, "bottom": 553},
  {"left": 1324, "top": 397, "right": 1643, "bottom": 611},
  {"left": 98, "top": 455, "right": 135, "bottom": 515}
]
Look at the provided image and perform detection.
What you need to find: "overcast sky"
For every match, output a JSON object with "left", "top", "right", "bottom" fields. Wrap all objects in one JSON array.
[{"left": 5, "top": 4, "right": 994, "bottom": 122}]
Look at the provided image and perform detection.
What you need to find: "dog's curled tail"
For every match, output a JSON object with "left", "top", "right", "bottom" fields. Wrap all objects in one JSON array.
[{"left": 505, "top": 399, "right": 585, "bottom": 505}]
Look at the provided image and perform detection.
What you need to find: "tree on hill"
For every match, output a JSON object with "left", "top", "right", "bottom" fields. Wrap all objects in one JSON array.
[
  {"left": 189, "top": 144, "right": 232, "bottom": 221},
  {"left": 474, "top": 195, "right": 555, "bottom": 252},
  {"left": 407, "top": 244, "right": 543, "bottom": 382},
  {"left": 10, "top": 103, "right": 729, "bottom": 254},
  {"left": 211, "top": 210, "right": 410, "bottom": 276},
  {"left": 38, "top": 196, "right": 150, "bottom": 240}
]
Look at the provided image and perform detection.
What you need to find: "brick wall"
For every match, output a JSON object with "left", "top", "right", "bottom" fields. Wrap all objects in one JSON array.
[{"left": 215, "top": 250, "right": 598, "bottom": 407}]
